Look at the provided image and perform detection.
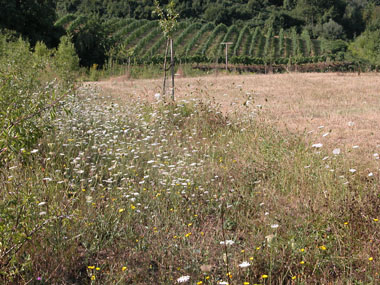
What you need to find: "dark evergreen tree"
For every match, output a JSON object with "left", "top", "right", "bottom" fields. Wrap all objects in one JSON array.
[{"left": 0, "top": 0, "right": 62, "bottom": 47}]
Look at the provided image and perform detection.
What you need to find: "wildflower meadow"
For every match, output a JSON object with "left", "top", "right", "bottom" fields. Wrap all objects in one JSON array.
[{"left": 1, "top": 35, "right": 380, "bottom": 284}]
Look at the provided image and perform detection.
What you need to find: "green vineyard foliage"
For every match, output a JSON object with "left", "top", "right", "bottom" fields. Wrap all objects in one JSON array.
[
  {"left": 184, "top": 23, "right": 214, "bottom": 56},
  {"left": 57, "top": 17, "right": 349, "bottom": 66},
  {"left": 201, "top": 23, "right": 227, "bottom": 56},
  {"left": 233, "top": 25, "right": 250, "bottom": 56},
  {"left": 248, "top": 27, "right": 260, "bottom": 56},
  {"left": 217, "top": 25, "right": 239, "bottom": 58}
]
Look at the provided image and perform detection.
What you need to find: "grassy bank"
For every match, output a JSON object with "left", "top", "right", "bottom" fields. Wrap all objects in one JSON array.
[
  {"left": 1, "top": 82, "right": 379, "bottom": 284},
  {"left": 84, "top": 63, "right": 212, "bottom": 81}
]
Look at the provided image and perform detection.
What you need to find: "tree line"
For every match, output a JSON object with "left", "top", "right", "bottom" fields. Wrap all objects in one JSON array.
[{"left": 0, "top": 0, "right": 379, "bottom": 66}]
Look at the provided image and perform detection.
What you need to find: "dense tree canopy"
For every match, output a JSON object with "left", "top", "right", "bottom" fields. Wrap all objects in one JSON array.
[
  {"left": 1, "top": 0, "right": 378, "bottom": 66},
  {"left": 52, "top": 0, "right": 379, "bottom": 39},
  {"left": 0, "top": 0, "right": 62, "bottom": 47}
]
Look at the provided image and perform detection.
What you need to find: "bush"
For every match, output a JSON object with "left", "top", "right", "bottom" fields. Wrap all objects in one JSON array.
[
  {"left": 321, "top": 39, "right": 348, "bottom": 54},
  {"left": 322, "top": 19, "right": 344, "bottom": 40},
  {"left": 54, "top": 35, "right": 80, "bottom": 79},
  {"left": 348, "top": 29, "right": 380, "bottom": 65},
  {"left": 0, "top": 34, "right": 75, "bottom": 162}
]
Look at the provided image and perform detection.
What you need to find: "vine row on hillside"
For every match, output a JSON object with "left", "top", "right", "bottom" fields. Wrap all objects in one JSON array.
[
  {"left": 216, "top": 25, "right": 239, "bottom": 58},
  {"left": 53, "top": 17, "right": 347, "bottom": 65},
  {"left": 123, "top": 21, "right": 157, "bottom": 48},
  {"left": 248, "top": 27, "right": 260, "bottom": 56},
  {"left": 113, "top": 20, "right": 147, "bottom": 43},
  {"left": 175, "top": 22, "right": 202, "bottom": 55},
  {"left": 201, "top": 23, "right": 227, "bottom": 56},
  {"left": 233, "top": 25, "right": 250, "bottom": 56}
]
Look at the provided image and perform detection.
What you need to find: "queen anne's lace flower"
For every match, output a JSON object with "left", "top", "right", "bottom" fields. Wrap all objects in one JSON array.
[
  {"left": 239, "top": 261, "right": 251, "bottom": 268},
  {"left": 177, "top": 275, "right": 190, "bottom": 283},
  {"left": 220, "top": 240, "right": 234, "bottom": 245}
]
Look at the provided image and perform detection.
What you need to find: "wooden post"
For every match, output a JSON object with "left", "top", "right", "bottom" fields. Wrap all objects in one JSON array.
[
  {"left": 170, "top": 38, "right": 175, "bottom": 101},
  {"left": 221, "top": 42, "right": 233, "bottom": 72},
  {"left": 163, "top": 38, "right": 169, "bottom": 96},
  {"left": 128, "top": 57, "right": 131, "bottom": 75}
]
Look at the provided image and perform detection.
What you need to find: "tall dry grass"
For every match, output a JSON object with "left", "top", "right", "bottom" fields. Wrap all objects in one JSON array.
[{"left": 1, "top": 74, "right": 380, "bottom": 283}]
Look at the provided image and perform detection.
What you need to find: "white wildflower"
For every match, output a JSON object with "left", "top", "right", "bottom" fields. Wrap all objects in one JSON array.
[
  {"left": 239, "top": 261, "right": 251, "bottom": 268},
  {"left": 177, "top": 275, "right": 190, "bottom": 283},
  {"left": 312, "top": 143, "right": 323, "bottom": 148},
  {"left": 333, "top": 148, "right": 341, "bottom": 155},
  {"left": 220, "top": 240, "right": 235, "bottom": 246}
]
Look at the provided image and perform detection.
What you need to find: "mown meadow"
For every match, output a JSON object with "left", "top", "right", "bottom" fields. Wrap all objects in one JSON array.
[{"left": 1, "top": 34, "right": 380, "bottom": 284}]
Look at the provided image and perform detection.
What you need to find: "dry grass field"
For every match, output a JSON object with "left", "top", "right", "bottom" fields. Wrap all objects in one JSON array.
[
  {"left": 93, "top": 72, "right": 380, "bottom": 167},
  {"left": 4, "top": 71, "right": 380, "bottom": 283}
]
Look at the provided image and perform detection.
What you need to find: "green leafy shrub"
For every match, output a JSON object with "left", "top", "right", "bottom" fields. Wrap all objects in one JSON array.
[
  {"left": 321, "top": 39, "right": 348, "bottom": 55},
  {"left": 322, "top": 19, "right": 344, "bottom": 40},
  {"left": 54, "top": 35, "right": 80, "bottom": 80},
  {"left": 348, "top": 29, "right": 380, "bottom": 65},
  {"left": 0, "top": 34, "right": 76, "bottom": 162}
]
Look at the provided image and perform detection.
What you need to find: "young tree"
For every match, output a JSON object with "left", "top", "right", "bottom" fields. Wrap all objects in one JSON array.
[{"left": 154, "top": 0, "right": 179, "bottom": 101}]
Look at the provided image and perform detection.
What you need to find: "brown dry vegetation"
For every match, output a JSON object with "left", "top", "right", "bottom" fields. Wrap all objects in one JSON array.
[
  {"left": 4, "top": 71, "right": 380, "bottom": 284},
  {"left": 92, "top": 72, "right": 380, "bottom": 167}
]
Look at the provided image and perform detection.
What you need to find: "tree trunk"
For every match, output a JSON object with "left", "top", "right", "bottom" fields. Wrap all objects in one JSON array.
[
  {"left": 170, "top": 38, "right": 175, "bottom": 101},
  {"left": 163, "top": 38, "right": 169, "bottom": 96}
]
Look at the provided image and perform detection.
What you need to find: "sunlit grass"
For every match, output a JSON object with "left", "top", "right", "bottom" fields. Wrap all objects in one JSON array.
[{"left": 1, "top": 82, "right": 379, "bottom": 284}]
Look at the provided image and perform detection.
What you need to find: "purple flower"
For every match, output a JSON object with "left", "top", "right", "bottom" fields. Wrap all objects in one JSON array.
[{"left": 37, "top": 277, "right": 42, "bottom": 281}]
